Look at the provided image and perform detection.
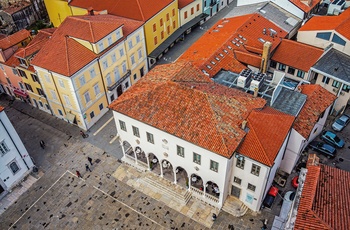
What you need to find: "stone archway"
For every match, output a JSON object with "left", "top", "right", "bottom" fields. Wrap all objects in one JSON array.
[
  {"left": 148, "top": 153, "right": 160, "bottom": 174},
  {"left": 161, "top": 159, "right": 173, "bottom": 181},
  {"left": 190, "top": 174, "right": 204, "bottom": 191},
  {"left": 135, "top": 146, "right": 147, "bottom": 166},
  {"left": 175, "top": 167, "right": 188, "bottom": 188},
  {"left": 122, "top": 140, "right": 134, "bottom": 159},
  {"left": 205, "top": 181, "right": 220, "bottom": 198}
]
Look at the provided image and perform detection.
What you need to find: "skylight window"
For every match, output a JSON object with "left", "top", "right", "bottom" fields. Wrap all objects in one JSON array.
[
  {"left": 207, "top": 65, "right": 212, "bottom": 69},
  {"left": 219, "top": 53, "right": 224, "bottom": 57},
  {"left": 211, "top": 61, "right": 216, "bottom": 65},
  {"left": 223, "top": 49, "right": 228, "bottom": 53},
  {"left": 228, "top": 46, "right": 232, "bottom": 49},
  {"left": 215, "top": 57, "right": 220, "bottom": 61}
]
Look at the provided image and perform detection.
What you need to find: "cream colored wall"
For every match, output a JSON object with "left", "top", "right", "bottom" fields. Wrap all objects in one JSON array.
[
  {"left": 268, "top": 64, "right": 309, "bottom": 82},
  {"left": 144, "top": 0, "right": 179, "bottom": 54},
  {"left": 297, "top": 30, "right": 350, "bottom": 55},
  {"left": 179, "top": 0, "right": 202, "bottom": 26}
]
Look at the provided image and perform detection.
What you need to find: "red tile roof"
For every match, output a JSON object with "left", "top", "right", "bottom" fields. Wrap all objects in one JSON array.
[
  {"left": 299, "top": 7, "right": 350, "bottom": 40},
  {"left": 5, "top": 53, "right": 20, "bottom": 67},
  {"left": 31, "top": 15, "right": 143, "bottom": 76},
  {"left": 178, "top": 0, "right": 195, "bottom": 9},
  {"left": 237, "top": 107, "right": 294, "bottom": 166},
  {"left": 294, "top": 84, "right": 336, "bottom": 138},
  {"left": 109, "top": 61, "right": 266, "bottom": 158},
  {"left": 295, "top": 163, "right": 350, "bottom": 230},
  {"left": 272, "top": 39, "right": 323, "bottom": 72},
  {"left": 290, "top": 0, "right": 321, "bottom": 13},
  {"left": 69, "top": 0, "right": 174, "bottom": 22},
  {"left": 179, "top": 14, "right": 287, "bottom": 77},
  {"left": 0, "top": 29, "right": 30, "bottom": 50},
  {"left": 15, "top": 30, "right": 54, "bottom": 58},
  {"left": 2, "top": 1, "right": 31, "bottom": 14}
]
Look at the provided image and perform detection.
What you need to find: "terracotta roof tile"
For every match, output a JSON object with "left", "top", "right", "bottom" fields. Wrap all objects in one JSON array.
[
  {"left": 272, "top": 39, "right": 323, "bottom": 72},
  {"left": 31, "top": 15, "right": 143, "bottom": 76},
  {"left": 4, "top": 53, "right": 20, "bottom": 67},
  {"left": 290, "top": 0, "right": 321, "bottom": 13},
  {"left": 0, "top": 29, "right": 30, "bottom": 50},
  {"left": 237, "top": 107, "right": 294, "bottom": 166},
  {"left": 180, "top": 14, "right": 287, "bottom": 77},
  {"left": 294, "top": 84, "right": 336, "bottom": 138},
  {"left": 109, "top": 61, "right": 266, "bottom": 158},
  {"left": 15, "top": 30, "right": 54, "bottom": 58},
  {"left": 299, "top": 7, "right": 350, "bottom": 40},
  {"left": 178, "top": 0, "right": 195, "bottom": 9},
  {"left": 295, "top": 163, "right": 350, "bottom": 230},
  {"left": 70, "top": 0, "right": 174, "bottom": 22},
  {"left": 2, "top": 1, "right": 31, "bottom": 14}
]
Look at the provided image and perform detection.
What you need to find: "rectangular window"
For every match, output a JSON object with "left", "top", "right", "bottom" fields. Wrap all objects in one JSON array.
[
  {"left": 37, "top": 88, "right": 44, "bottom": 96},
  {"left": 79, "top": 75, "right": 86, "bottom": 86},
  {"left": 58, "top": 79, "right": 65, "bottom": 88},
  {"left": 111, "top": 53, "right": 117, "bottom": 63},
  {"left": 236, "top": 157, "right": 245, "bottom": 169},
  {"left": 193, "top": 152, "right": 201, "bottom": 165},
  {"left": 287, "top": 67, "right": 295, "bottom": 75},
  {"left": 84, "top": 91, "right": 91, "bottom": 103},
  {"left": 50, "top": 90, "right": 57, "bottom": 100},
  {"left": 116, "top": 30, "right": 121, "bottom": 40},
  {"left": 316, "top": 32, "right": 331, "bottom": 41},
  {"left": 154, "top": 36, "right": 158, "bottom": 45},
  {"left": 133, "top": 73, "right": 137, "bottom": 80},
  {"left": 90, "top": 111, "right": 95, "bottom": 119},
  {"left": 0, "top": 140, "right": 10, "bottom": 156},
  {"left": 184, "top": 11, "right": 188, "bottom": 19},
  {"left": 297, "top": 70, "right": 305, "bottom": 78},
  {"left": 93, "top": 83, "right": 100, "bottom": 95},
  {"left": 153, "top": 23, "right": 156, "bottom": 32},
  {"left": 114, "top": 67, "right": 120, "bottom": 80},
  {"left": 18, "top": 69, "right": 27, "bottom": 78},
  {"left": 332, "top": 34, "right": 346, "bottom": 46},
  {"left": 12, "top": 68, "right": 18, "bottom": 75},
  {"left": 39, "top": 101, "right": 43, "bottom": 107},
  {"left": 99, "top": 103, "right": 103, "bottom": 110},
  {"left": 119, "top": 120, "right": 127, "bottom": 131},
  {"left": 146, "top": 132, "right": 154, "bottom": 144},
  {"left": 6, "top": 77, "right": 11, "bottom": 85},
  {"left": 102, "top": 60, "right": 108, "bottom": 70},
  {"left": 31, "top": 74, "right": 39, "bottom": 82},
  {"left": 269, "top": 60, "right": 277, "bottom": 68},
  {"left": 128, "top": 40, "right": 133, "bottom": 49},
  {"left": 167, "top": 26, "right": 170, "bottom": 34},
  {"left": 9, "top": 161, "right": 20, "bottom": 174},
  {"left": 90, "top": 68, "right": 96, "bottom": 78},
  {"left": 45, "top": 74, "right": 51, "bottom": 83},
  {"left": 166, "top": 13, "right": 170, "bottom": 21},
  {"left": 125, "top": 81, "right": 129, "bottom": 89},
  {"left": 132, "top": 126, "right": 140, "bottom": 137},
  {"left": 122, "top": 62, "right": 127, "bottom": 73},
  {"left": 197, "top": 4, "right": 200, "bottom": 11},
  {"left": 210, "top": 160, "right": 219, "bottom": 172},
  {"left": 136, "top": 35, "right": 140, "bottom": 43},
  {"left": 119, "top": 48, "right": 124, "bottom": 57},
  {"left": 233, "top": 177, "right": 241, "bottom": 185},
  {"left": 63, "top": 95, "right": 71, "bottom": 106},
  {"left": 332, "top": 80, "right": 341, "bottom": 88},
  {"left": 24, "top": 83, "right": 33, "bottom": 92},
  {"left": 247, "top": 183, "right": 256, "bottom": 192},
  {"left": 278, "top": 63, "right": 286, "bottom": 71},
  {"left": 107, "top": 36, "right": 112, "bottom": 45},
  {"left": 322, "top": 76, "right": 330, "bottom": 84},
  {"left": 173, "top": 21, "right": 176, "bottom": 29},
  {"left": 131, "top": 54, "right": 135, "bottom": 65},
  {"left": 45, "top": 104, "right": 50, "bottom": 110},
  {"left": 58, "top": 109, "right": 63, "bottom": 116},
  {"left": 106, "top": 74, "right": 112, "bottom": 85},
  {"left": 191, "top": 7, "right": 194, "bottom": 15},
  {"left": 160, "top": 18, "right": 163, "bottom": 26},
  {"left": 161, "top": 31, "right": 164, "bottom": 39},
  {"left": 138, "top": 49, "right": 142, "bottom": 59},
  {"left": 251, "top": 164, "right": 261, "bottom": 176},
  {"left": 99, "top": 42, "right": 104, "bottom": 51},
  {"left": 177, "top": 145, "right": 184, "bottom": 157},
  {"left": 342, "top": 84, "right": 350, "bottom": 93},
  {"left": 172, "top": 8, "right": 175, "bottom": 16},
  {"left": 19, "top": 82, "right": 24, "bottom": 90}
]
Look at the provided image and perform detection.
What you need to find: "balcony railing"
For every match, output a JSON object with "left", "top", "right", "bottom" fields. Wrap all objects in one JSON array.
[{"left": 107, "top": 70, "right": 131, "bottom": 91}]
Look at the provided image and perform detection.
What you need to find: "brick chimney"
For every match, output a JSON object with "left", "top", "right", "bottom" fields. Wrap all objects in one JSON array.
[{"left": 260, "top": 41, "right": 272, "bottom": 73}]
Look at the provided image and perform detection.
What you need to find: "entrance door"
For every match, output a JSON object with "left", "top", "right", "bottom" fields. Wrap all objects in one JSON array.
[
  {"left": 117, "top": 85, "right": 123, "bottom": 97},
  {"left": 231, "top": 185, "right": 241, "bottom": 198}
]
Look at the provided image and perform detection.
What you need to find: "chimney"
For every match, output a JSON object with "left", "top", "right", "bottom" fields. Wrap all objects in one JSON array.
[
  {"left": 253, "top": 87, "right": 259, "bottom": 97},
  {"left": 307, "top": 154, "right": 319, "bottom": 166},
  {"left": 241, "top": 120, "right": 247, "bottom": 130},
  {"left": 260, "top": 41, "right": 272, "bottom": 73}
]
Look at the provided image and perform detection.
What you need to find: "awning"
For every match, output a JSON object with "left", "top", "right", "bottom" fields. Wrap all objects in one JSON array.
[
  {"left": 66, "top": 112, "right": 76, "bottom": 123},
  {"left": 149, "top": 13, "right": 208, "bottom": 59},
  {"left": 13, "top": 89, "right": 28, "bottom": 97}
]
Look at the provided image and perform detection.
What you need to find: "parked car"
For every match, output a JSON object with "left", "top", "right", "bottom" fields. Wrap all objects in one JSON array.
[
  {"left": 308, "top": 140, "right": 337, "bottom": 158},
  {"left": 332, "top": 114, "right": 350, "bottom": 131},
  {"left": 321, "top": 131, "right": 345, "bottom": 148},
  {"left": 262, "top": 186, "right": 278, "bottom": 209}
]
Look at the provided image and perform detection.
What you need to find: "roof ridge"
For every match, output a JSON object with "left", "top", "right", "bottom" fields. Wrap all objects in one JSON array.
[
  {"left": 333, "top": 50, "right": 350, "bottom": 77},
  {"left": 136, "top": 0, "right": 146, "bottom": 21},
  {"left": 64, "top": 36, "right": 71, "bottom": 75}
]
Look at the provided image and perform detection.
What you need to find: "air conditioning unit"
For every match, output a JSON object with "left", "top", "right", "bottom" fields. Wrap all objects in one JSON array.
[
  {"left": 249, "top": 72, "right": 266, "bottom": 91},
  {"left": 237, "top": 69, "right": 252, "bottom": 88}
]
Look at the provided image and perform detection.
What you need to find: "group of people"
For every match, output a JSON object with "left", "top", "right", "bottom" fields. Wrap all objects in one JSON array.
[{"left": 75, "top": 157, "right": 94, "bottom": 178}]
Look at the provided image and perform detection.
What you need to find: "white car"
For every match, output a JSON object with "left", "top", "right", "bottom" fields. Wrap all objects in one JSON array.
[{"left": 332, "top": 114, "right": 350, "bottom": 131}]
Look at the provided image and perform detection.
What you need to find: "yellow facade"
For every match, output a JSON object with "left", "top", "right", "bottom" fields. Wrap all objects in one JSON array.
[
  {"left": 143, "top": 0, "right": 179, "bottom": 55},
  {"left": 44, "top": 0, "right": 83, "bottom": 27},
  {"left": 16, "top": 65, "right": 51, "bottom": 114}
]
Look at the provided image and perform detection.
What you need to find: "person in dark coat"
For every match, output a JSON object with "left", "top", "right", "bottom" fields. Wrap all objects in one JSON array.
[{"left": 88, "top": 157, "right": 93, "bottom": 165}]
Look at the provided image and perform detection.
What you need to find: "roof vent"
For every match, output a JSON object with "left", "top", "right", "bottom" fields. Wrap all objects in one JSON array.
[
  {"left": 228, "top": 45, "right": 232, "bottom": 49},
  {"left": 258, "top": 38, "right": 266, "bottom": 43},
  {"left": 263, "top": 28, "right": 266, "bottom": 35},
  {"left": 218, "top": 25, "right": 224, "bottom": 28},
  {"left": 223, "top": 49, "right": 228, "bottom": 53}
]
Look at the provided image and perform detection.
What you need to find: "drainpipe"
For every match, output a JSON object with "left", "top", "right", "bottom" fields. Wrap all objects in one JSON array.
[{"left": 0, "top": 119, "right": 30, "bottom": 170}]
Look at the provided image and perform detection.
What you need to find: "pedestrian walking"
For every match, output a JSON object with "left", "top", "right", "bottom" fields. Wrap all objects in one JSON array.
[
  {"left": 85, "top": 164, "right": 91, "bottom": 172},
  {"left": 76, "top": 170, "right": 82, "bottom": 178},
  {"left": 87, "top": 157, "right": 93, "bottom": 165},
  {"left": 80, "top": 130, "right": 87, "bottom": 138},
  {"left": 40, "top": 140, "right": 45, "bottom": 149},
  {"left": 212, "top": 213, "right": 217, "bottom": 221}
]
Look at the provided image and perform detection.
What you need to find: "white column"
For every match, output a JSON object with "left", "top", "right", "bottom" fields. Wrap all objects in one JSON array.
[
  {"left": 120, "top": 141, "right": 125, "bottom": 158},
  {"left": 173, "top": 168, "right": 177, "bottom": 184},
  {"left": 160, "top": 161, "right": 164, "bottom": 177},
  {"left": 146, "top": 154, "right": 151, "bottom": 171}
]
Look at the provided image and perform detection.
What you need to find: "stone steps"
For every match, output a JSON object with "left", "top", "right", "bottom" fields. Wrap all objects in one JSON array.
[
  {"left": 222, "top": 196, "right": 249, "bottom": 217},
  {"left": 141, "top": 174, "right": 192, "bottom": 205}
]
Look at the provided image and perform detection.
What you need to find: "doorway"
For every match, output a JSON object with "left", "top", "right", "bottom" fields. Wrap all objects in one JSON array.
[
  {"left": 231, "top": 185, "right": 241, "bottom": 198},
  {"left": 117, "top": 85, "right": 123, "bottom": 97}
]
